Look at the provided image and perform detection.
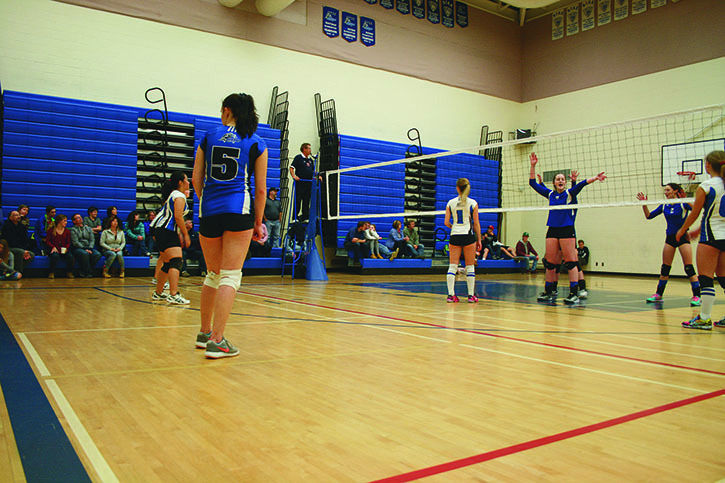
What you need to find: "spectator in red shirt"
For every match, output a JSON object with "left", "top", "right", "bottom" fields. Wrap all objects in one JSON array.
[{"left": 515, "top": 232, "right": 539, "bottom": 273}]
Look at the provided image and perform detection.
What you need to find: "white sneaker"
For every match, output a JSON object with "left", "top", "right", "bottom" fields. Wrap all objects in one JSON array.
[
  {"left": 152, "top": 291, "right": 168, "bottom": 302},
  {"left": 166, "top": 292, "right": 190, "bottom": 305},
  {"left": 578, "top": 289, "right": 588, "bottom": 299}
]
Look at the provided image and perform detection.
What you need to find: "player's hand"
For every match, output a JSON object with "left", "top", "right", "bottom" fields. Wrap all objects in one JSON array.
[
  {"left": 475, "top": 241, "right": 482, "bottom": 252},
  {"left": 675, "top": 227, "right": 685, "bottom": 241},
  {"left": 636, "top": 192, "right": 647, "bottom": 201},
  {"left": 570, "top": 170, "right": 578, "bottom": 182},
  {"left": 183, "top": 234, "right": 190, "bottom": 248},
  {"left": 529, "top": 152, "right": 538, "bottom": 166},
  {"left": 595, "top": 172, "right": 606, "bottom": 182},
  {"left": 252, "top": 223, "right": 264, "bottom": 241}
]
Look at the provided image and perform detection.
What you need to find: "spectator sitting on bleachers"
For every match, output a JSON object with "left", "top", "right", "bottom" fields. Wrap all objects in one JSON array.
[
  {"left": 403, "top": 219, "right": 425, "bottom": 259},
  {"left": 515, "top": 232, "right": 539, "bottom": 273},
  {"left": 18, "top": 205, "right": 30, "bottom": 228},
  {"left": 181, "top": 218, "right": 206, "bottom": 276},
  {"left": 477, "top": 230, "right": 492, "bottom": 260},
  {"left": 102, "top": 206, "right": 118, "bottom": 230},
  {"left": 83, "top": 206, "right": 103, "bottom": 247},
  {"left": 144, "top": 210, "right": 157, "bottom": 254},
  {"left": 1, "top": 211, "right": 35, "bottom": 274},
  {"left": 46, "top": 214, "right": 74, "bottom": 279},
  {"left": 344, "top": 221, "right": 371, "bottom": 265},
  {"left": 248, "top": 222, "right": 272, "bottom": 259},
  {"left": 100, "top": 215, "right": 126, "bottom": 278},
  {"left": 0, "top": 239, "right": 22, "bottom": 280},
  {"left": 364, "top": 223, "right": 389, "bottom": 259},
  {"left": 482, "top": 225, "right": 514, "bottom": 260},
  {"left": 386, "top": 220, "right": 409, "bottom": 261},
  {"left": 35, "top": 205, "right": 56, "bottom": 255},
  {"left": 70, "top": 213, "right": 102, "bottom": 278},
  {"left": 125, "top": 210, "right": 150, "bottom": 257}
]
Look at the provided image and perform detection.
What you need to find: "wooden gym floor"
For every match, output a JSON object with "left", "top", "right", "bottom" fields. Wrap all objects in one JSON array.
[{"left": 0, "top": 272, "right": 723, "bottom": 482}]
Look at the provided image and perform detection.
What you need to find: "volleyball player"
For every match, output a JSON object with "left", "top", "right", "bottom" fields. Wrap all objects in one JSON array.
[
  {"left": 444, "top": 178, "right": 482, "bottom": 303},
  {"left": 192, "top": 93, "right": 267, "bottom": 358},
  {"left": 529, "top": 153, "right": 605, "bottom": 304},
  {"left": 150, "top": 171, "right": 191, "bottom": 305},
  {"left": 677, "top": 151, "right": 725, "bottom": 330},
  {"left": 636, "top": 184, "right": 701, "bottom": 306}
]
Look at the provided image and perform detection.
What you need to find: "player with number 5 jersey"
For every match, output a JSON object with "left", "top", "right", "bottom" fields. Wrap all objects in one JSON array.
[
  {"left": 677, "top": 150, "right": 725, "bottom": 330},
  {"left": 444, "top": 178, "right": 482, "bottom": 304}
]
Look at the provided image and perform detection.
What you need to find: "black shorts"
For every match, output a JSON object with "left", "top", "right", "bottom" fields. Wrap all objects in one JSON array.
[
  {"left": 449, "top": 234, "right": 476, "bottom": 247},
  {"left": 546, "top": 226, "right": 576, "bottom": 239},
  {"left": 698, "top": 239, "right": 725, "bottom": 251},
  {"left": 199, "top": 213, "right": 254, "bottom": 238},
  {"left": 153, "top": 228, "right": 181, "bottom": 251},
  {"left": 665, "top": 233, "right": 689, "bottom": 248}
]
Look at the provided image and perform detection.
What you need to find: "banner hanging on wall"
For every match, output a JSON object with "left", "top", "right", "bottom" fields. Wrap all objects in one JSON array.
[
  {"left": 566, "top": 4, "right": 579, "bottom": 35},
  {"left": 614, "top": 0, "right": 628, "bottom": 20},
  {"left": 632, "top": 0, "right": 646, "bottom": 14},
  {"left": 441, "top": 0, "right": 454, "bottom": 27},
  {"left": 598, "top": 0, "right": 611, "bottom": 25},
  {"left": 360, "top": 16, "right": 376, "bottom": 46},
  {"left": 380, "top": 0, "right": 394, "bottom": 9},
  {"left": 412, "top": 0, "right": 425, "bottom": 18},
  {"left": 581, "top": 0, "right": 595, "bottom": 31},
  {"left": 552, "top": 9, "right": 564, "bottom": 40},
  {"left": 363, "top": 0, "right": 377, "bottom": 4},
  {"left": 342, "top": 11, "right": 358, "bottom": 42},
  {"left": 427, "top": 0, "right": 440, "bottom": 23},
  {"left": 455, "top": 1, "right": 468, "bottom": 27},
  {"left": 397, "top": 0, "right": 410, "bottom": 14},
  {"left": 651, "top": 0, "right": 666, "bottom": 7},
  {"left": 323, "top": 6, "right": 340, "bottom": 37}
]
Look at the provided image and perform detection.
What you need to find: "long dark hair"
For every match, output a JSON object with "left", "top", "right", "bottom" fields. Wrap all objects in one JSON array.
[
  {"left": 162, "top": 171, "right": 187, "bottom": 201},
  {"left": 222, "top": 93, "right": 258, "bottom": 138},
  {"left": 126, "top": 210, "right": 140, "bottom": 230}
]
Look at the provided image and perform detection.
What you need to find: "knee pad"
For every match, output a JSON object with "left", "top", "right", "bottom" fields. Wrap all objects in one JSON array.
[
  {"left": 563, "top": 260, "right": 578, "bottom": 271},
  {"left": 203, "top": 270, "right": 221, "bottom": 289},
  {"left": 660, "top": 264, "right": 672, "bottom": 277},
  {"left": 447, "top": 263, "right": 458, "bottom": 275},
  {"left": 161, "top": 261, "right": 170, "bottom": 273},
  {"left": 168, "top": 257, "right": 183, "bottom": 272},
  {"left": 543, "top": 258, "right": 557, "bottom": 271},
  {"left": 465, "top": 265, "right": 475, "bottom": 276},
  {"left": 698, "top": 275, "right": 714, "bottom": 289},
  {"left": 219, "top": 269, "right": 242, "bottom": 291},
  {"left": 684, "top": 264, "right": 696, "bottom": 278},
  {"left": 717, "top": 277, "right": 725, "bottom": 290}
]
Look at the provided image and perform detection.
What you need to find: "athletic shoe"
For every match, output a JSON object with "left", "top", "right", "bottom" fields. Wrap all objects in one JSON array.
[
  {"left": 714, "top": 317, "right": 725, "bottom": 328},
  {"left": 205, "top": 337, "right": 240, "bottom": 359},
  {"left": 446, "top": 295, "right": 460, "bottom": 303},
  {"left": 681, "top": 315, "right": 712, "bottom": 330},
  {"left": 151, "top": 278, "right": 157, "bottom": 284},
  {"left": 537, "top": 291, "right": 555, "bottom": 302},
  {"left": 195, "top": 331, "right": 211, "bottom": 349},
  {"left": 690, "top": 296, "right": 702, "bottom": 307},
  {"left": 166, "top": 292, "right": 190, "bottom": 305},
  {"left": 646, "top": 294, "right": 662, "bottom": 303},
  {"left": 467, "top": 295, "right": 479, "bottom": 303},
  {"left": 389, "top": 248, "right": 399, "bottom": 261},
  {"left": 152, "top": 291, "right": 168, "bottom": 302},
  {"left": 578, "top": 289, "right": 588, "bottom": 299},
  {"left": 563, "top": 294, "right": 579, "bottom": 305}
]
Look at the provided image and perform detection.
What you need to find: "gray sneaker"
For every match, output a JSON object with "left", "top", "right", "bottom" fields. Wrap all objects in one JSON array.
[
  {"left": 205, "top": 337, "right": 240, "bottom": 359},
  {"left": 578, "top": 289, "right": 588, "bottom": 299},
  {"left": 196, "top": 331, "right": 211, "bottom": 349},
  {"left": 166, "top": 292, "right": 190, "bottom": 305}
]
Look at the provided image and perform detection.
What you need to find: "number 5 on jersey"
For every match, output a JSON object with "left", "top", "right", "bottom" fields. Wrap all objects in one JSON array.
[{"left": 210, "top": 146, "right": 240, "bottom": 181}]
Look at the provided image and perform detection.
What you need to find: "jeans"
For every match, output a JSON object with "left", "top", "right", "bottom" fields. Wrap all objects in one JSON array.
[
  {"left": 407, "top": 243, "right": 425, "bottom": 259},
  {"left": 182, "top": 247, "right": 206, "bottom": 274},
  {"left": 128, "top": 238, "right": 149, "bottom": 256},
  {"left": 265, "top": 220, "right": 281, "bottom": 248},
  {"left": 344, "top": 241, "right": 370, "bottom": 262},
  {"left": 49, "top": 251, "right": 74, "bottom": 273},
  {"left": 73, "top": 248, "right": 102, "bottom": 276},
  {"left": 9, "top": 248, "right": 34, "bottom": 273},
  {"left": 524, "top": 255, "right": 537, "bottom": 271},
  {"left": 103, "top": 250, "right": 125, "bottom": 269}
]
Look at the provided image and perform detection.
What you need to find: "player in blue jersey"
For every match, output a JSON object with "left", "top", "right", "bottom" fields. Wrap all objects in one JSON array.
[
  {"left": 192, "top": 93, "right": 268, "bottom": 358},
  {"left": 150, "top": 171, "right": 191, "bottom": 305},
  {"left": 676, "top": 150, "right": 725, "bottom": 330},
  {"left": 636, "top": 183, "right": 701, "bottom": 306},
  {"left": 529, "top": 153, "right": 606, "bottom": 304},
  {"left": 444, "top": 178, "right": 482, "bottom": 303}
]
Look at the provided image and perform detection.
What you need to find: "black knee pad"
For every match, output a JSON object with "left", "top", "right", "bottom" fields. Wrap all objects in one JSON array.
[
  {"left": 161, "top": 262, "right": 171, "bottom": 273},
  {"left": 684, "top": 264, "right": 696, "bottom": 278},
  {"left": 543, "top": 258, "right": 557, "bottom": 270},
  {"left": 168, "top": 257, "right": 183, "bottom": 272},
  {"left": 698, "top": 275, "right": 714, "bottom": 289},
  {"left": 660, "top": 264, "right": 672, "bottom": 277},
  {"left": 564, "top": 260, "right": 578, "bottom": 271},
  {"left": 717, "top": 277, "right": 725, "bottom": 290}
]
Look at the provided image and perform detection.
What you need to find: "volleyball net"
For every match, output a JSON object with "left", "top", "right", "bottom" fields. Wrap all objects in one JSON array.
[{"left": 323, "top": 104, "right": 725, "bottom": 227}]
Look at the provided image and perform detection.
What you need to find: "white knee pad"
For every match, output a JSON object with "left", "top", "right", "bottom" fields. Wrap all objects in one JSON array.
[
  {"left": 465, "top": 265, "right": 475, "bottom": 276},
  {"left": 448, "top": 263, "right": 458, "bottom": 275},
  {"left": 203, "top": 270, "right": 221, "bottom": 289},
  {"left": 219, "top": 269, "right": 242, "bottom": 290}
]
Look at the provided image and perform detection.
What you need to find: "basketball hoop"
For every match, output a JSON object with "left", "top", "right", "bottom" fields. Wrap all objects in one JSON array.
[{"left": 676, "top": 171, "right": 697, "bottom": 197}]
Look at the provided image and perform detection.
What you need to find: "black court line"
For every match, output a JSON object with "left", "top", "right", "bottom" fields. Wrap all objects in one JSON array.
[{"left": 0, "top": 312, "right": 91, "bottom": 482}]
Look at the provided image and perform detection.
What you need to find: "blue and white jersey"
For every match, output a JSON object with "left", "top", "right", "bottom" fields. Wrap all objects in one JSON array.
[
  {"left": 646, "top": 203, "right": 692, "bottom": 236},
  {"left": 529, "top": 179, "right": 587, "bottom": 227},
  {"left": 699, "top": 176, "right": 725, "bottom": 242},
  {"left": 446, "top": 196, "right": 478, "bottom": 236},
  {"left": 151, "top": 190, "right": 187, "bottom": 232},
  {"left": 198, "top": 125, "right": 267, "bottom": 218}
]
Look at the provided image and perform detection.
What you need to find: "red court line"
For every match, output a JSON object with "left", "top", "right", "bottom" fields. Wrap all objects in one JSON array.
[
  {"left": 239, "top": 290, "right": 725, "bottom": 377},
  {"left": 368, "top": 388, "right": 725, "bottom": 482}
]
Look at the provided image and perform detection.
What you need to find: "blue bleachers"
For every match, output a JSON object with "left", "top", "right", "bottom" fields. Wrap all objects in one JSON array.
[{"left": 31, "top": 256, "right": 150, "bottom": 270}]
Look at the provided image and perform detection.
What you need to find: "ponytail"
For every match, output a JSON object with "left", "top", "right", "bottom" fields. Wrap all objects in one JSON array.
[
  {"left": 162, "top": 171, "right": 187, "bottom": 201},
  {"left": 456, "top": 178, "right": 470, "bottom": 205},
  {"left": 222, "top": 92, "right": 259, "bottom": 138}
]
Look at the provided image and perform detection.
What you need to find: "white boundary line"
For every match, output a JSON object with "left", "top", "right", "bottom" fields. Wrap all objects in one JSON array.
[{"left": 17, "top": 333, "right": 50, "bottom": 377}]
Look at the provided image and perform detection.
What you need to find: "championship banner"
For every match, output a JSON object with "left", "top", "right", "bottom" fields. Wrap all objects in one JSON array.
[
  {"left": 598, "top": 0, "right": 611, "bottom": 25},
  {"left": 651, "top": 0, "right": 666, "bottom": 8},
  {"left": 427, "top": 0, "right": 440, "bottom": 24},
  {"left": 552, "top": 9, "right": 564, "bottom": 40},
  {"left": 323, "top": 6, "right": 340, "bottom": 38},
  {"left": 380, "top": 0, "right": 394, "bottom": 9},
  {"left": 360, "top": 16, "right": 376, "bottom": 46},
  {"left": 397, "top": 0, "right": 410, "bottom": 14},
  {"left": 363, "top": 0, "right": 377, "bottom": 4},
  {"left": 614, "top": 0, "right": 628, "bottom": 20},
  {"left": 581, "top": 0, "right": 595, "bottom": 31},
  {"left": 632, "top": 0, "right": 646, "bottom": 14},
  {"left": 342, "top": 11, "right": 358, "bottom": 42},
  {"left": 566, "top": 4, "right": 579, "bottom": 36},
  {"left": 412, "top": 0, "right": 425, "bottom": 18},
  {"left": 456, "top": 1, "right": 468, "bottom": 27},
  {"left": 441, "top": 0, "right": 454, "bottom": 27}
]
